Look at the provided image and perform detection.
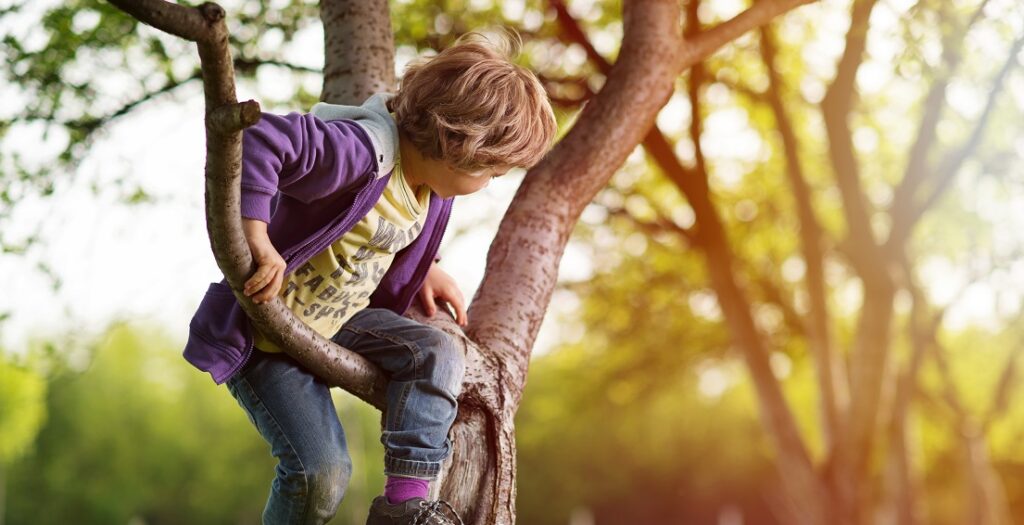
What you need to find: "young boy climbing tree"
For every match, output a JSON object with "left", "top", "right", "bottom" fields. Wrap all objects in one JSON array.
[{"left": 182, "top": 29, "right": 557, "bottom": 524}]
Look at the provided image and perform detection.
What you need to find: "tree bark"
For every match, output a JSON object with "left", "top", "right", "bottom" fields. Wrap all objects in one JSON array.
[{"left": 319, "top": 0, "right": 395, "bottom": 104}]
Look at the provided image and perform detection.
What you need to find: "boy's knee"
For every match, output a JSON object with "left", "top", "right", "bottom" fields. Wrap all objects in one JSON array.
[
  {"left": 420, "top": 328, "right": 465, "bottom": 396},
  {"left": 305, "top": 453, "right": 352, "bottom": 517}
]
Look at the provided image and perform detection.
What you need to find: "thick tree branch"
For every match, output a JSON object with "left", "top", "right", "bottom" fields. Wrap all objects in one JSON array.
[
  {"left": 108, "top": 0, "right": 220, "bottom": 42},
  {"left": 319, "top": 0, "right": 395, "bottom": 104}
]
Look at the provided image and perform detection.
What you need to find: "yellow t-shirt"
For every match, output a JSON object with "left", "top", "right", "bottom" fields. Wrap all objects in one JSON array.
[{"left": 253, "top": 157, "right": 430, "bottom": 353}]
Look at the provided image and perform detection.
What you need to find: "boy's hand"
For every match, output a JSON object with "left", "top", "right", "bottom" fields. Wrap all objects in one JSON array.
[
  {"left": 418, "top": 262, "right": 467, "bottom": 327},
  {"left": 242, "top": 219, "right": 286, "bottom": 305}
]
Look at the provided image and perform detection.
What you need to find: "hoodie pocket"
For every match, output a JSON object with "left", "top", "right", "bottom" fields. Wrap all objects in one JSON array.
[{"left": 188, "top": 281, "right": 253, "bottom": 358}]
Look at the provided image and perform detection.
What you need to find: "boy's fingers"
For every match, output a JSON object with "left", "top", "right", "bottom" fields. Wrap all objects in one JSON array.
[
  {"left": 448, "top": 291, "right": 468, "bottom": 326},
  {"left": 455, "top": 300, "right": 468, "bottom": 326},
  {"left": 268, "top": 271, "right": 283, "bottom": 300},
  {"left": 435, "top": 287, "right": 465, "bottom": 325},
  {"left": 255, "top": 271, "right": 283, "bottom": 305},
  {"left": 246, "top": 267, "right": 270, "bottom": 294},
  {"left": 420, "top": 286, "right": 437, "bottom": 315}
]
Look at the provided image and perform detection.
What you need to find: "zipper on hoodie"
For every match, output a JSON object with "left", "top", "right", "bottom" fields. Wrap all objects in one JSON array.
[
  {"left": 283, "top": 171, "right": 380, "bottom": 274},
  {"left": 396, "top": 197, "right": 453, "bottom": 313},
  {"left": 228, "top": 338, "right": 257, "bottom": 383},
  {"left": 282, "top": 120, "right": 387, "bottom": 273}
]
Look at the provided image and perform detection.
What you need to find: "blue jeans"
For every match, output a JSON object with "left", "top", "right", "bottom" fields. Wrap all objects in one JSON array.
[{"left": 224, "top": 307, "right": 465, "bottom": 525}]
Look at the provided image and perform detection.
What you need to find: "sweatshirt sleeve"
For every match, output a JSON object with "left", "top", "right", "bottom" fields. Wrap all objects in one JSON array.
[{"left": 239, "top": 111, "right": 377, "bottom": 223}]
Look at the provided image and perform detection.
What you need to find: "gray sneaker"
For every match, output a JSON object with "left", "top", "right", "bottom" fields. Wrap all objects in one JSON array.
[{"left": 365, "top": 495, "right": 465, "bottom": 525}]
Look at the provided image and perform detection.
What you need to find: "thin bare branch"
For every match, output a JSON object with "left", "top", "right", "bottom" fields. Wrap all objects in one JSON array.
[
  {"left": 233, "top": 56, "right": 323, "bottom": 75},
  {"left": 891, "top": 36, "right": 1024, "bottom": 244},
  {"left": 821, "top": 0, "right": 884, "bottom": 281},
  {"left": 675, "top": 0, "right": 817, "bottom": 73},
  {"left": 759, "top": 23, "right": 846, "bottom": 455},
  {"left": 752, "top": 274, "right": 808, "bottom": 339},
  {"left": 603, "top": 204, "right": 697, "bottom": 245},
  {"left": 536, "top": 72, "right": 594, "bottom": 108},
  {"left": 884, "top": 0, "right": 1000, "bottom": 251},
  {"left": 550, "top": 0, "right": 612, "bottom": 75},
  {"left": 685, "top": 0, "right": 708, "bottom": 180},
  {"left": 9, "top": 55, "right": 318, "bottom": 137}
]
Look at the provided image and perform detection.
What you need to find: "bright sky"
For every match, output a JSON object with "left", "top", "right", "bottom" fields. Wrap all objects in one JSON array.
[{"left": 1, "top": 0, "right": 1022, "bottom": 369}]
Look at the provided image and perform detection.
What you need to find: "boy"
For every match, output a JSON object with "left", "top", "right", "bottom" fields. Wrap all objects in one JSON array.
[{"left": 182, "top": 30, "right": 557, "bottom": 525}]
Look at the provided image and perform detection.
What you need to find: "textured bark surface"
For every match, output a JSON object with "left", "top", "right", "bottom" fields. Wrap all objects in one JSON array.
[{"left": 320, "top": 0, "right": 395, "bottom": 104}]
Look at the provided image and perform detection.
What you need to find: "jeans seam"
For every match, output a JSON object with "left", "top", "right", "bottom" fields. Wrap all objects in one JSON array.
[
  {"left": 339, "top": 325, "right": 424, "bottom": 379},
  {"left": 237, "top": 375, "right": 311, "bottom": 521},
  {"left": 393, "top": 381, "right": 413, "bottom": 430}
]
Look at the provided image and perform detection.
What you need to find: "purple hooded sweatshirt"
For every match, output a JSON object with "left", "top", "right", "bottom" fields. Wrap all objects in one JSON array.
[{"left": 183, "top": 95, "right": 453, "bottom": 385}]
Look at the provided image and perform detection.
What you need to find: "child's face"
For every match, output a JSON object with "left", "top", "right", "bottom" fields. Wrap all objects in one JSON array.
[
  {"left": 417, "top": 159, "right": 506, "bottom": 199},
  {"left": 398, "top": 132, "right": 508, "bottom": 198}
]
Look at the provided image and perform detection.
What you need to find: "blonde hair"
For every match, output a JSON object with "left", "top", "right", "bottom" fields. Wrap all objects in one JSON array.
[{"left": 389, "top": 28, "right": 557, "bottom": 175}]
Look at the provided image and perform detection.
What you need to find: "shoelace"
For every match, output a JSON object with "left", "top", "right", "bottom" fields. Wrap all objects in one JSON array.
[{"left": 412, "top": 498, "right": 465, "bottom": 525}]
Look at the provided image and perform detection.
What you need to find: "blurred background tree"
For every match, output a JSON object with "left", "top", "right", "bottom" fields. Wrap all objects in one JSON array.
[
  {"left": 2, "top": 0, "right": 1024, "bottom": 523},
  {"left": 0, "top": 354, "right": 47, "bottom": 525}
]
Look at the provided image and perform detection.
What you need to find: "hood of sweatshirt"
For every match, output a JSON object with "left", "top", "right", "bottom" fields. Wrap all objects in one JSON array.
[{"left": 309, "top": 91, "right": 398, "bottom": 178}]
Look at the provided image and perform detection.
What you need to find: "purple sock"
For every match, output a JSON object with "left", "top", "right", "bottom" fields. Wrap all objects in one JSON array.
[{"left": 384, "top": 476, "right": 430, "bottom": 504}]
